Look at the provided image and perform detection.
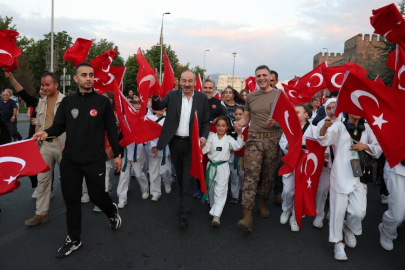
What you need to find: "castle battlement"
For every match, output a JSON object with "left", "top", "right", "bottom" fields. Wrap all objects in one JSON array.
[{"left": 313, "top": 33, "right": 386, "bottom": 81}]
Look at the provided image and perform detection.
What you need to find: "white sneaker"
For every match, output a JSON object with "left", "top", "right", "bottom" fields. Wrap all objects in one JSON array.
[
  {"left": 379, "top": 223, "right": 393, "bottom": 250},
  {"left": 289, "top": 215, "right": 299, "bottom": 232},
  {"left": 343, "top": 223, "right": 357, "bottom": 248},
  {"left": 280, "top": 210, "right": 291, "bottom": 225},
  {"left": 142, "top": 192, "right": 149, "bottom": 199},
  {"left": 165, "top": 185, "right": 172, "bottom": 194},
  {"left": 334, "top": 242, "right": 347, "bottom": 260},
  {"left": 32, "top": 188, "right": 38, "bottom": 199},
  {"left": 381, "top": 194, "right": 389, "bottom": 205},
  {"left": 118, "top": 201, "right": 127, "bottom": 209},
  {"left": 212, "top": 216, "right": 220, "bottom": 227},
  {"left": 313, "top": 216, "right": 323, "bottom": 228},
  {"left": 151, "top": 195, "right": 160, "bottom": 202},
  {"left": 81, "top": 193, "right": 90, "bottom": 203}
]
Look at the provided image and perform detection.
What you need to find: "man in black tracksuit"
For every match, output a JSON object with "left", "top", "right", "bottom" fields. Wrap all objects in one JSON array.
[{"left": 33, "top": 62, "right": 122, "bottom": 258}]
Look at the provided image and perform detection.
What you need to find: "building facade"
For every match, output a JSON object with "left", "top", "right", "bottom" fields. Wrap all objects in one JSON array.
[{"left": 217, "top": 75, "right": 245, "bottom": 92}]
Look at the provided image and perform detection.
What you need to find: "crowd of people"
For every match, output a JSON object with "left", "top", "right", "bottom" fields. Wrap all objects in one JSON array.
[{"left": 0, "top": 63, "right": 404, "bottom": 261}]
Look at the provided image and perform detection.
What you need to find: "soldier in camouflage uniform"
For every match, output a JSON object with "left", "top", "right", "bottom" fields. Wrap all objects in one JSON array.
[{"left": 234, "top": 65, "right": 282, "bottom": 232}]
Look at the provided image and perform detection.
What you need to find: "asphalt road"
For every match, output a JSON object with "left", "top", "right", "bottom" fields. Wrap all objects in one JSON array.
[{"left": 0, "top": 118, "right": 404, "bottom": 270}]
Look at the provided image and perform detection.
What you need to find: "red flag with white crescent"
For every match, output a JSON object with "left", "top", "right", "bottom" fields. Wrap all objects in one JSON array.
[
  {"left": 370, "top": 4, "right": 405, "bottom": 48},
  {"left": 63, "top": 38, "right": 93, "bottom": 67},
  {"left": 335, "top": 72, "right": 405, "bottom": 167},
  {"left": 0, "top": 29, "right": 21, "bottom": 71},
  {"left": 269, "top": 90, "right": 302, "bottom": 175},
  {"left": 194, "top": 73, "right": 203, "bottom": 92},
  {"left": 0, "top": 139, "right": 50, "bottom": 195},
  {"left": 245, "top": 76, "right": 256, "bottom": 92},
  {"left": 113, "top": 81, "right": 162, "bottom": 146},
  {"left": 320, "top": 62, "right": 368, "bottom": 91},
  {"left": 294, "top": 138, "right": 327, "bottom": 227}
]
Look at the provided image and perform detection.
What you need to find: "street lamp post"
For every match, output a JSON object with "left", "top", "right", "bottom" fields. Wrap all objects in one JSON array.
[
  {"left": 203, "top": 49, "right": 209, "bottom": 80},
  {"left": 232, "top": 52, "right": 236, "bottom": 88},
  {"left": 159, "top": 12, "right": 170, "bottom": 83},
  {"left": 50, "top": 0, "right": 54, "bottom": 72}
]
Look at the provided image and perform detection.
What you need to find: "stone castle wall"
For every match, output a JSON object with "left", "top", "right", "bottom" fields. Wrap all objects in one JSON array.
[{"left": 313, "top": 34, "right": 386, "bottom": 76}]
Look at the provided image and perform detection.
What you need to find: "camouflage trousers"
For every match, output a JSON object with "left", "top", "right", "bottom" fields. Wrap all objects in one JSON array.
[{"left": 242, "top": 132, "right": 282, "bottom": 205}]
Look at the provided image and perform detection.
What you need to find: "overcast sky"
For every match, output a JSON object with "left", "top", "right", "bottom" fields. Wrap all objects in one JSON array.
[{"left": 1, "top": 0, "right": 390, "bottom": 81}]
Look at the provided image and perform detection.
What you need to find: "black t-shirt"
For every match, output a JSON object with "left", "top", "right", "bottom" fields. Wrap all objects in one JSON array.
[{"left": 0, "top": 99, "right": 18, "bottom": 122}]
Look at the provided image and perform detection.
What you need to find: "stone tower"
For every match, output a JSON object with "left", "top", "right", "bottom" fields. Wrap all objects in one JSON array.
[{"left": 313, "top": 34, "right": 386, "bottom": 76}]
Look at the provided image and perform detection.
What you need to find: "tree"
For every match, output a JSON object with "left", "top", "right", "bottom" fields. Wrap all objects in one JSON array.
[
  {"left": 192, "top": 65, "right": 206, "bottom": 80},
  {"left": 145, "top": 44, "right": 180, "bottom": 79}
]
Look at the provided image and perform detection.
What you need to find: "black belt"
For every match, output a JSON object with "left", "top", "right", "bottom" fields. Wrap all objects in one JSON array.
[
  {"left": 45, "top": 137, "right": 57, "bottom": 143},
  {"left": 174, "top": 135, "right": 190, "bottom": 141}
]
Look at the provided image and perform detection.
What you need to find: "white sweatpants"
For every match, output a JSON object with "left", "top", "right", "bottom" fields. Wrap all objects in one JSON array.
[
  {"left": 315, "top": 167, "right": 331, "bottom": 219},
  {"left": 117, "top": 155, "right": 149, "bottom": 203},
  {"left": 229, "top": 161, "right": 241, "bottom": 199},
  {"left": 381, "top": 172, "right": 405, "bottom": 239},
  {"left": 329, "top": 183, "right": 367, "bottom": 243},
  {"left": 83, "top": 159, "right": 114, "bottom": 193},
  {"left": 149, "top": 155, "right": 172, "bottom": 196},
  {"left": 282, "top": 173, "right": 295, "bottom": 213},
  {"left": 208, "top": 162, "right": 230, "bottom": 218}
]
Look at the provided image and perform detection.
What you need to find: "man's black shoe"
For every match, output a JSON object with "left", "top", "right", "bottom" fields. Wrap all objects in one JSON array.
[{"left": 56, "top": 236, "right": 82, "bottom": 258}]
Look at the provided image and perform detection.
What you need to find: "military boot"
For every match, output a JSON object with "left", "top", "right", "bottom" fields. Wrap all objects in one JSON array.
[
  {"left": 237, "top": 203, "right": 253, "bottom": 232},
  {"left": 258, "top": 197, "right": 270, "bottom": 218}
]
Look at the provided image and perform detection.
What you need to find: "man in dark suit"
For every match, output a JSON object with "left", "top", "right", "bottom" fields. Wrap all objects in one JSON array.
[{"left": 152, "top": 70, "right": 210, "bottom": 228}]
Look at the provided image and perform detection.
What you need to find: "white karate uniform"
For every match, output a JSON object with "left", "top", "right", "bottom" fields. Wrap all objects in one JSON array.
[
  {"left": 117, "top": 142, "right": 149, "bottom": 203},
  {"left": 230, "top": 126, "right": 247, "bottom": 199},
  {"left": 381, "top": 162, "right": 405, "bottom": 239},
  {"left": 203, "top": 133, "right": 243, "bottom": 217},
  {"left": 146, "top": 115, "right": 172, "bottom": 197},
  {"left": 317, "top": 121, "right": 382, "bottom": 242}
]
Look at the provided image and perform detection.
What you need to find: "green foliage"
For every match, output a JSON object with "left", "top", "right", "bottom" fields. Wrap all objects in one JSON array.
[
  {"left": 0, "top": 16, "right": 16, "bottom": 31},
  {"left": 123, "top": 55, "right": 137, "bottom": 94},
  {"left": 145, "top": 44, "right": 180, "bottom": 78}
]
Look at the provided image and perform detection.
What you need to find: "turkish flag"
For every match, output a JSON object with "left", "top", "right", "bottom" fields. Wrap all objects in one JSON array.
[
  {"left": 90, "top": 48, "right": 117, "bottom": 94},
  {"left": 136, "top": 48, "right": 162, "bottom": 114},
  {"left": 136, "top": 48, "right": 161, "bottom": 97},
  {"left": 0, "top": 30, "right": 21, "bottom": 70},
  {"left": 321, "top": 62, "right": 368, "bottom": 91},
  {"left": 113, "top": 81, "right": 162, "bottom": 146},
  {"left": 386, "top": 44, "right": 405, "bottom": 91},
  {"left": 245, "top": 76, "right": 256, "bottom": 92},
  {"left": 294, "top": 138, "right": 327, "bottom": 227},
  {"left": 190, "top": 111, "right": 207, "bottom": 193},
  {"left": 270, "top": 90, "right": 302, "bottom": 175},
  {"left": 160, "top": 51, "right": 175, "bottom": 98},
  {"left": 94, "top": 65, "right": 126, "bottom": 94},
  {"left": 0, "top": 139, "right": 50, "bottom": 195},
  {"left": 63, "top": 38, "right": 93, "bottom": 67},
  {"left": 3, "top": 57, "right": 18, "bottom": 72},
  {"left": 370, "top": 4, "right": 405, "bottom": 48},
  {"left": 335, "top": 72, "right": 405, "bottom": 167},
  {"left": 284, "top": 62, "right": 327, "bottom": 104},
  {"left": 213, "top": 91, "right": 221, "bottom": 100},
  {"left": 194, "top": 73, "right": 203, "bottom": 92}
]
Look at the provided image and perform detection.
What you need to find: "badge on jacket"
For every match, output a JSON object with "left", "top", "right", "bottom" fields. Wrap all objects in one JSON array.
[{"left": 71, "top": 108, "right": 79, "bottom": 119}]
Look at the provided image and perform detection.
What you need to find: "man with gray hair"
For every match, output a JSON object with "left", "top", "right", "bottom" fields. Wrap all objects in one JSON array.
[{"left": 0, "top": 89, "right": 21, "bottom": 141}]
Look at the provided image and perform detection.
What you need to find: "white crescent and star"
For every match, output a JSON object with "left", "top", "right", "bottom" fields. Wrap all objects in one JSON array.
[
  {"left": 304, "top": 153, "right": 318, "bottom": 177},
  {"left": 102, "top": 73, "right": 115, "bottom": 86},
  {"left": 350, "top": 90, "right": 379, "bottom": 111},
  {"left": 139, "top": 75, "right": 156, "bottom": 88},
  {"left": 288, "top": 90, "right": 299, "bottom": 99},
  {"left": 331, "top": 73, "right": 343, "bottom": 88},
  {"left": 101, "top": 56, "right": 113, "bottom": 73},
  {"left": 372, "top": 113, "right": 388, "bottom": 129},
  {"left": 284, "top": 110, "right": 294, "bottom": 135},
  {"left": 0, "top": 156, "right": 26, "bottom": 185}
]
